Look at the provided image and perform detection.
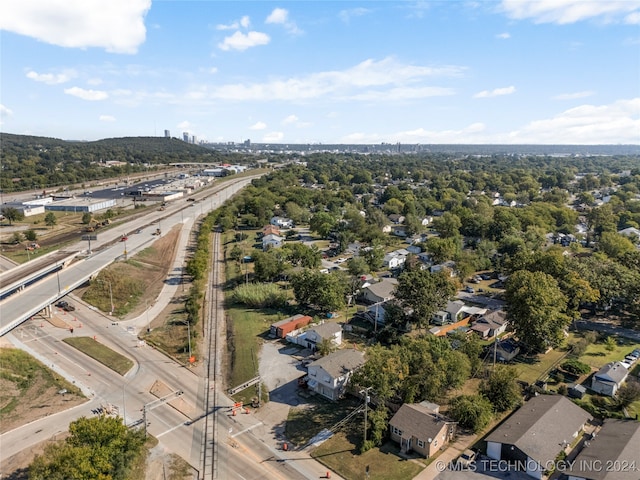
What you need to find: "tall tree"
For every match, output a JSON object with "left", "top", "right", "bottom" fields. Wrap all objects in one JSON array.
[
  {"left": 45, "top": 211, "right": 57, "bottom": 228},
  {"left": 480, "top": 366, "right": 522, "bottom": 412},
  {"left": 1, "top": 206, "right": 24, "bottom": 225},
  {"left": 505, "top": 270, "right": 569, "bottom": 353},
  {"left": 395, "top": 270, "right": 456, "bottom": 329}
]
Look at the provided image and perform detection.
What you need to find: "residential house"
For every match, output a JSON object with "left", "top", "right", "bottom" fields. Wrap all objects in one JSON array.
[
  {"left": 494, "top": 337, "right": 521, "bottom": 362},
  {"left": 470, "top": 310, "right": 508, "bottom": 339},
  {"left": 295, "top": 322, "right": 343, "bottom": 351},
  {"left": 262, "top": 233, "right": 284, "bottom": 250},
  {"left": 486, "top": 395, "right": 592, "bottom": 480},
  {"left": 430, "top": 261, "right": 456, "bottom": 276},
  {"left": 388, "top": 214, "right": 405, "bottom": 224},
  {"left": 567, "top": 419, "right": 640, "bottom": 480},
  {"left": 270, "top": 216, "right": 294, "bottom": 229},
  {"left": 406, "top": 244, "right": 421, "bottom": 254},
  {"left": 432, "top": 300, "right": 469, "bottom": 326},
  {"left": 421, "top": 216, "right": 433, "bottom": 226},
  {"left": 361, "top": 278, "right": 398, "bottom": 304},
  {"left": 262, "top": 225, "right": 281, "bottom": 237},
  {"left": 389, "top": 402, "right": 456, "bottom": 458},
  {"left": 591, "top": 362, "right": 628, "bottom": 396},
  {"left": 383, "top": 250, "right": 409, "bottom": 269},
  {"left": 392, "top": 226, "right": 408, "bottom": 237},
  {"left": 306, "top": 349, "right": 365, "bottom": 401}
]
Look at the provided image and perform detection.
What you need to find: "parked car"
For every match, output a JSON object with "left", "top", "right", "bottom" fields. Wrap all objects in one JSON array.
[
  {"left": 457, "top": 449, "right": 477, "bottom": 469},
  {"left": 465, "top": 286, "right": 475, "bottom": 293},
  {"left": 55, "top": 301, "right": 75, "bottom": 312}
]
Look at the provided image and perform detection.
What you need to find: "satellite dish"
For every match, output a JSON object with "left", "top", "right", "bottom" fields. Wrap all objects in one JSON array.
[{"left": 428, "top": 438, "right": 433, "bottom": 443}]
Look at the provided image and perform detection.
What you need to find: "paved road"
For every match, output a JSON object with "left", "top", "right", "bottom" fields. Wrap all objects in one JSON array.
[{"left": 574, "top": 320, "right": 640, "bottom": 342}]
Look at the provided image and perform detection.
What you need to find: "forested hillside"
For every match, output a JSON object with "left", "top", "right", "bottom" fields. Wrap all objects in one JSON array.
[{"left": 0, "top": 133, "right": 245, "bottom": 192}]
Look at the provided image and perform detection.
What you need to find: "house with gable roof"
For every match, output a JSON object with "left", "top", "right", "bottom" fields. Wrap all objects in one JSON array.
[
  {"left": 361, "top": 278, "right": 398, "bottom": 304},
  {"left": 306, "top": 349, "right": 365, "bottom": 401},
  {"left": 568, "top": 419, "right": 640, "bottom": 480},
  {"left": 293, "top": 322, "right": 342, "bottom": 351},
  {"left": 486, "top": 395, "right": 591, "bottom": 479},
  {"left": 591, "top": 361, "right": 628, "bottom": 396},
  {"left": 389, "top": 402, "right": 456, "bottom": 458},
  {"left": 470, "top": 310, "right": 508, "bottom": 339}
]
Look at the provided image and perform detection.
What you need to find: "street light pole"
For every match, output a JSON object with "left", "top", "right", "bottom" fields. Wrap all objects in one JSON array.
[{"left": 360, "top": 387, "right": 373, "bottom": 445}]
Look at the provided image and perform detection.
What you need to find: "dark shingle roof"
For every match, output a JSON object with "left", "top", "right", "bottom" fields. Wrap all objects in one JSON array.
[
  {"left": 569, "top": 420, "right": 640, "bottom": 480},
  {"left": 389, "top": 403, "right": 452, "bottom": 441},
  {"left": 485, "top": 395, "right": 591, "bottom": 466}
]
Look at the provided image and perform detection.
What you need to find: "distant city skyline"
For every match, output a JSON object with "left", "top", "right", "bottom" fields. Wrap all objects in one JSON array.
[{"left": 1, "top": 0, "right": 639, "bottom": 145}]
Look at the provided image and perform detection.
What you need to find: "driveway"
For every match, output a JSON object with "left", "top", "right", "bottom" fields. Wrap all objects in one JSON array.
[{"left": 258, "top": 340, "right": 311, "bottom": 407}]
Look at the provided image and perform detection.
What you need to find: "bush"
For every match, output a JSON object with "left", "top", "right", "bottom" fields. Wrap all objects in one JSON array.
[
  {"left": 561, "top": 359, "right": 591, "bottom": 376},
  {"left": 231, "top": 283, "right": 288, "bottom": 308}
]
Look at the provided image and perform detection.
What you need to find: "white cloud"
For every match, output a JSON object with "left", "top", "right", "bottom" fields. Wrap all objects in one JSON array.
[
  {"left": 26, "top": 69, "right": 75, "bottom": 84},
  {"left": 216, "top": 15, "right": 251, "bottom": 31},
  {"left": 64, "top": 86, "right": 108, "bottom": 101},
  {"left": 473, "top": 85, "right": 516, "bottom": 98},
  {"left": 552, "top": 91, "right": 595, "bottom": 100},
  {"left": 87, "top": 78, "right": 103, "bottom": 86},
  {"left": 265, "top": 8, "right": 288, "bottom": 24},
  {"left": 206, "top": 57, "right": 464, "bottom": 101},
  {"left": 0, "top": 104, "right": 13, "bottom": 123},
  {"left": 0, "top": 0, "right": 150, "bottom": 53},
  {"left": 339, "top": 7, "right": 371, "bottom": 23},
  {"left": 625, "top": 11, "right": 640, "bottom": 24},
  {"left": 177, "top": 120, "right": 191, "bottom": 130},
  {"left": 281, "top": 114, "right": 311, "bottom": 128},
  {"left": 249, "top": 121, "right": 267, "bottom": 130},
  {"left": 218, "top": 31, "right": 270, "bottom": 51},
  {"left": 500, "top": 0, "right": 640, "bottom": 24},
  {"left": 263, "top": 131, "right": 284, "bottom": 142},
  {"left": 99, "top": 115, "right": 115, "bottom": 122},
  {"left": 282, "top": 115, "right": 299, "bottom": 125},
  {"left": 496, "top": 32, "right": 511, "bottom": 39},
  {"left": 508, "top": 98, "right": 640, "bottom": 144},
  {"left": 265, "top": 8, "right": 301, "bottom": 35}
]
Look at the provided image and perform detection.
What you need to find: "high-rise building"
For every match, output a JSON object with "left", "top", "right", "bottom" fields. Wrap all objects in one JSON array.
[
  {"left": 183, "top": 132, "right": 189, "bottom": 142},
  {"left": 192, "top": 135, "right": 197, "bottom": 144},
  {"left": 164, "top": 129, "right": 170, "bottom": 138}
]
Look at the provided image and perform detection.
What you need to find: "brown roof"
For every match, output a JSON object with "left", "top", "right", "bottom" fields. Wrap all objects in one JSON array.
[
  {"left": 569, "top": 419, "right": 640, "bottom": 480},
  {"left": 389, "top": 403, "right": 452, "bottom": 441},
  {"left": 486, "top": 395, "right": 591, "bottom": 467}
]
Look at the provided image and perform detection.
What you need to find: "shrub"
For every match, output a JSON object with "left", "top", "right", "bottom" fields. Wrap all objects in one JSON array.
[
  {"left": 231, "top": 283, "right": 288, "bottom": 308},
  {"left": 561, "top": 359, "right": 591, "bottom": 376}
]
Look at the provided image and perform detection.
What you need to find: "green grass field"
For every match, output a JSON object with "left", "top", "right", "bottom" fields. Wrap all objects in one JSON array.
[
  {"left": 512, "top": 348, "right": 569, "bottom": 385},
  {"left": 311, "top": 424, "right": 424, "bottom": 480},
  {"left": 578, "top": 338, "right": 640, "bottom": 369},
  {"left": 63, "top": 337, "right": 134, "bottom": 375}
]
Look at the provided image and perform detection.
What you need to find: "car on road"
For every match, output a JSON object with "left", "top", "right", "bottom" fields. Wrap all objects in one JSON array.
[
  {"left": 456, "top": 449, "right": 477, "bottom": 469},
  {"left": 120, "top": 236, "right": 128, "bottom": 242},
  {"left": 55, "top": 301, "right": 76, "bottom": 312},
  {"left": 135, "top": 229, "right": 142, "bottom": 234}
]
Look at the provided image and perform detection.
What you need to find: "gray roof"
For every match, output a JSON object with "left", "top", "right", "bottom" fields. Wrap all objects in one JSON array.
[
  {"left": 569, "top": 420, "right": 640, "bottom": 480},
  {"left": 309, "top": 349, "right": 365, "bottom": 378},
  {"left": 594, "top": 362, "right": 628, "bottom": 385},
  {"left": 485, "top": 395, "right": 591, "bottom": 466},
  {"left": 389, "top": 403, "right": 452, "bottom": 441},
  {"left": 364, "top": 278, "right": 398, "bottom": 300},
  {"left": 308, "top": 322, "right": 342, "bottom": 337}
]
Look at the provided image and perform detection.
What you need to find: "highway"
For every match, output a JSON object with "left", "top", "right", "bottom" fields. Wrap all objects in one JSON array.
[{"left": 0, "top": 177, "right": 254, "bottom": 336}]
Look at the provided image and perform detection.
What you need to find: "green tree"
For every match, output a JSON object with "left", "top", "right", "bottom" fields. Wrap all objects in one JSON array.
[
  {"left": 29, "top": 415, "right": 145, "bottom": 480},
  {"left": 45, "top": 211, "right": 57, "bottom": 228},
  {"left": 361, "top": 243, "right": 385, "bottom": 271},
  {"left": 24, "top": 229, "right": 37, "bottom": 242},
  {"left": 347, "top": 256, "right": 369, "bottom": 277},
  {"left": 598, "top": 231, "right": 636, "bottom": 259},
  {"left": 505, "top": 270, "right": 569, "bottom": 353},
  {"left": 1, "top": 206, "right": 24, "bottom": 225},
  {"left": 81, "top": 212, "right": 93, "bottom": 224},
  {"left": 309, "top": 212, "right": 336, "bottom": 238},
  {"left": 605, "top": 336, "right": 617, "bottom": 351},
  {"left": 395, "top": 270, "right": 456, "bottom": 329},
  {"left": 433, "top": 212, "right": 462, "bottom": 238},
  {"left": 448, "top": 394, "right": 493, "bottom": 433},
  {"left": 616, "top": 382, "right": 640, "bottom": 408},
  {"left": 252, "top": 250, "right": 285, "bottom": 282},
  {"left": 480, "top": 366, "right": 522, "bottom": 412},
  {"left": 290, "top": 269, "right": 347, "bottom": 313}
]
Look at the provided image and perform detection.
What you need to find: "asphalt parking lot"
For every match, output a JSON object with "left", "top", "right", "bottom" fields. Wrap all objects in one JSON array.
[{"left": 258, "top": 340, "right": 312, "bottom": 407}]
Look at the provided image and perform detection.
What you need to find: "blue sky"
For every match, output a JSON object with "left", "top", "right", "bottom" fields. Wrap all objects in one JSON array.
[{"left": 1, "top": 0, "right": 639, "bottom": 144}]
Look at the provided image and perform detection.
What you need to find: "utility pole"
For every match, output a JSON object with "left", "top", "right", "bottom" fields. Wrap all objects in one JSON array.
[{"left": 360, "top": 387, "right": 373, "bottom": 445}]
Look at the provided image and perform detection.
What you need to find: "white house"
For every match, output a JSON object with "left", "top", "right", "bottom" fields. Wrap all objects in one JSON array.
[
  {"left": 591, "top": 362, "right": 628, "bottom": 396},
  {"left": 361, "top": 278, "right": 398, "bottom": 304},
  {"left": 270, "top": 216, "right": 294, "bottom": 229},
  {"left": 293, "top": 322, "right": 342, "bottom": 351},
  {"left": 306, "top": 349, "right": 365, "bottom": 401},
  {"left": 262, "top": 233, "right": 284, "bottom": 250},
  {"left": 383, "top": 251, "right": 407, "bottom": 269}
]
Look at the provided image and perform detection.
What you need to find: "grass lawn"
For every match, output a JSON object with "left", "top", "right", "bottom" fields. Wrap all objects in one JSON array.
[
  {"left": 512, "top": 348, "right": 569, "bottom": 385},
  {"left": 311, "top": 421, "right": 424, "bottom": 480},
  {"left": 63, "top": 337, "right": 134, "bottom": 375},
  {"left": 285, "top": 396, "right": 361, "bottom": 446},
  {"left": 577, "top": 338, "right": 640, "bottom": 370}
]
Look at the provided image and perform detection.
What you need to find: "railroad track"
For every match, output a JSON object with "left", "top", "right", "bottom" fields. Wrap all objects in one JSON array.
[{"left": 200, "top": 230, "right": 221, "bottom": 479}]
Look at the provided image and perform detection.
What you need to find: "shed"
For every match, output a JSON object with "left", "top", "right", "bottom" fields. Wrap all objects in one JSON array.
[{"left": 270, "top": 314, "right": 312, "bottom": 339}]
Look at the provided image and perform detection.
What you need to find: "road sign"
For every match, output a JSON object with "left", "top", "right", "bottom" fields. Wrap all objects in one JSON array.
[{"left": 81, "top": 235, "right": 98, "bottom": 241}]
